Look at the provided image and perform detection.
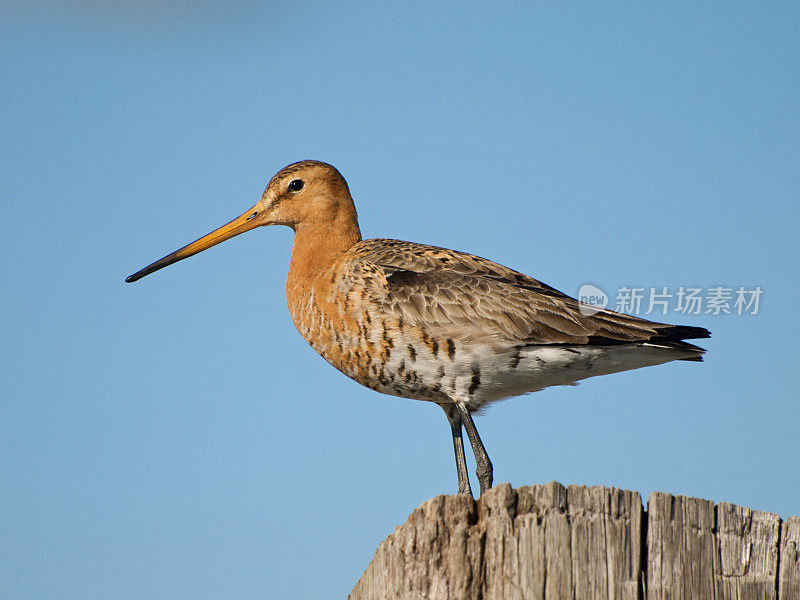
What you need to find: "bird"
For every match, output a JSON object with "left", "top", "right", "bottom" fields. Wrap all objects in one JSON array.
[{"left": 126, "top": 160, "right": 710, "bottom": 497}]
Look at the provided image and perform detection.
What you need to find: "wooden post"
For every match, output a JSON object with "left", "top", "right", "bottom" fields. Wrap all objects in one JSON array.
[
  {"left": 349, "top": 482, "right": 798, "bottom": 600},
  {"left": 781, "top": 517, "right": 800, "bottom": 600}
]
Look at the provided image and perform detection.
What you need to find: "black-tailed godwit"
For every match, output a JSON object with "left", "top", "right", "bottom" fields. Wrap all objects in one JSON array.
[{"left": 126, "top": 160, "right": 710, "bottom": 497}]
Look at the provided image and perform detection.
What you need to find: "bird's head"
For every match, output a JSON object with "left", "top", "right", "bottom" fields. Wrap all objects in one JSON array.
[{"left": 125, "top": 160, "right": 358, "bottom": 283}]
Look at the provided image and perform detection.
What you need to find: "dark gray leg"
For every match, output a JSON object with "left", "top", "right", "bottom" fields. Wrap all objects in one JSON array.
[
  {"left": 440, "top": 404, "right": 472, "bottom": 496},
  {"left": 456, "top": 402, "right": 493, "bottom": 496}
]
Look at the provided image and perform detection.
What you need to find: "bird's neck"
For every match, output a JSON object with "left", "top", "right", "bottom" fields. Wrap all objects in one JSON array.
[{"left": 286, "top": 217, "right": 362, "bottom": 297}]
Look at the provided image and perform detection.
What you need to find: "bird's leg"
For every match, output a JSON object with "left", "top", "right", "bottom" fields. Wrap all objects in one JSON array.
[
  {"left": 440, "top": 404, "right": 473, "bottom": 496},
  {"left": 456, "top": 401, "right": 493, "bottom": 496}
]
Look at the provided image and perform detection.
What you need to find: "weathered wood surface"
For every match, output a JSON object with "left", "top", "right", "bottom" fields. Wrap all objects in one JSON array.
[
  {"left": 647, "top": 492, "right": 782, "bottom": 599},
  {"left": 781, "top": 517, "right": 800, "bottom": 600},
  {"left": 349, "top": 482, "right": 798, "bottom": 600}
]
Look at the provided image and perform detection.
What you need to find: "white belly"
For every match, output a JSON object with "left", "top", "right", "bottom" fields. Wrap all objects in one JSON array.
[{"left": 366, "top": 340, "right": 699, "bottom": 411}]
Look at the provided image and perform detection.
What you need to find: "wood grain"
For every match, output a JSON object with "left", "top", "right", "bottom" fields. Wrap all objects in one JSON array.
[
  {"left": 349, "top": 484, "right": 797, "bottom": 600},
  {"left": 780, "top": 517, "right": 800, "bottom": 600}
]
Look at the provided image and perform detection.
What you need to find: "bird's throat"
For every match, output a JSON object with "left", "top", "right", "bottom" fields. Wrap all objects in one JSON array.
[{"left": 286, "top": 217, "right": 362, "bottom": 299}]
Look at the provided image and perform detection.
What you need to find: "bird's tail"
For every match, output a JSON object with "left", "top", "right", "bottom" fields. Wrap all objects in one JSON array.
[{"left": 648, "top": 324, "right": 711, "bottom": 361}]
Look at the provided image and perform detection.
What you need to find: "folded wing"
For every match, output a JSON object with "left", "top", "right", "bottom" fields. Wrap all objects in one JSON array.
[{"left": 351, "top": 239, "right": 710, "bottom": 351}]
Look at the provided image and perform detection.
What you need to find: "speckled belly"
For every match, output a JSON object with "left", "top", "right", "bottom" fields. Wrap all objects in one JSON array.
[
  {"left": 287, "top": 286, "right": 490, "bottom": 405},
  {"left": 287, "top": 283, "right": 691, "bottom": 411}
]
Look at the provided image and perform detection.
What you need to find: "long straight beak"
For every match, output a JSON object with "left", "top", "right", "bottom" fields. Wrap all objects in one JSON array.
[{"left": 125, "top": 204, "right": 263, "bottom": 283}]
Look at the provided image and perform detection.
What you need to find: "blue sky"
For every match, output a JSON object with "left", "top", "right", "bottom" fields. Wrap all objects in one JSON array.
[{"left": 2, "top": 2, "right": 799, "bottom": 598}]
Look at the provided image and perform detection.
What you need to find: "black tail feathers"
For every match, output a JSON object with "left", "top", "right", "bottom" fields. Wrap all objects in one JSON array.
[{"left": 651, "top": 324, "right": 710, "bottom": 361}]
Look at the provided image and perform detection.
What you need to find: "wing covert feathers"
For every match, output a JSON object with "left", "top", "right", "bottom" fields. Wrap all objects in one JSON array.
[{"left": 347, "top": 239, "right": 710, "bottom": 353}]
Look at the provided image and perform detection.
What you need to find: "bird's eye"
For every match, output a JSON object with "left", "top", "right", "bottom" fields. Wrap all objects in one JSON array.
[{"left": 288, "top": 179, "right": 304, "bottom": 192}]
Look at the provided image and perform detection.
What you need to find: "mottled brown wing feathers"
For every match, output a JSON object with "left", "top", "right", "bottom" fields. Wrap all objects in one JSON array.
[{"left": 350, "top": 239, "right": 710, "bottom": 347}]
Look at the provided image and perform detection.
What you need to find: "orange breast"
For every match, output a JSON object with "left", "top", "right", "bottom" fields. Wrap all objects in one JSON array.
[
  {"left": 286, "top": 262, "right": 454, "bottom": 402},
  {"left": 287, "top": 264, "right": 376, "bottom": 388}
]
